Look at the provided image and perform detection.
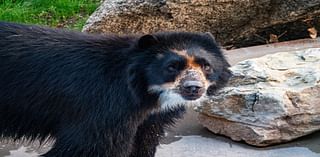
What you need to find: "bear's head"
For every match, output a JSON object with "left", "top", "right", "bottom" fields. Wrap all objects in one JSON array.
[{"left": 128, "top": 32, "right": 231, "bottom": 110}]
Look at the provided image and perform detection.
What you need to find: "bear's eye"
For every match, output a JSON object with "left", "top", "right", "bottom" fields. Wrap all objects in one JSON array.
[
  {"left": 202, "top": 64, "right": 212, "bottom": 73},
  {"left": 167, "top": 64, "right": 179, "bottom": 74},
  {"left": 195, "top": 57, "right": 212, "bottom": 73}
]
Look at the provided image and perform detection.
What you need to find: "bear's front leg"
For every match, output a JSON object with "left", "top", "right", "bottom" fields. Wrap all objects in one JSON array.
[{"left": 130, "top": 106, "right": 186, "bottom": 157}]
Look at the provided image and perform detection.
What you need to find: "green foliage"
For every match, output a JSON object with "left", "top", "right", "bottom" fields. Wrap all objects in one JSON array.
[{"left": 0, "top": 0, "right": 100, "bottom": 30}]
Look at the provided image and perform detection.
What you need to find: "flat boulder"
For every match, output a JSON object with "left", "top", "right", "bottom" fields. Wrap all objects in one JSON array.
[{"left": 196, "top": 48, "right": 320, "bottom": 146}]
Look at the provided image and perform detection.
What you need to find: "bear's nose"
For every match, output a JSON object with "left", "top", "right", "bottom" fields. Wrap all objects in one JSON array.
[{"left": 182, "top": 81, "right": 204, "bottom": 96}]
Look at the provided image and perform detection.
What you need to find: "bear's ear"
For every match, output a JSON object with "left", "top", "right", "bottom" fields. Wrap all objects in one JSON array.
[
  {"left": 204, "top": 32, "right": 216, "bottom": 43},
  {"left": 138, "top": 34, "right": 159, "bottom": 49}
]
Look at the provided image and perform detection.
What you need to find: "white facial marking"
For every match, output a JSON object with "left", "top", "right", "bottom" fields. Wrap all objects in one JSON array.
[
  {"left": 158, "top": 90, "right": 187, "bottom": 110},
  {"left": 148, "top": 85, "right": 206, "bottom": 111}
]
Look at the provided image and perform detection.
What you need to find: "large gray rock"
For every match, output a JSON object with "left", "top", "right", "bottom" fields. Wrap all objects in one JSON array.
[
  {"left": 83, "top": 0, "right": 320, "bottom": 46},
  {"left": 196, "top": 48, "right": 320, "bottom": 146}
]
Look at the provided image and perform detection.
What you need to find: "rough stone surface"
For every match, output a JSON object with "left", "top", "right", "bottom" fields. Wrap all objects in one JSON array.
[
  {"left": 82, "top": 0, "right": 320, "bottom": 46},
  {"left": 196, "top": 48, "right": 320, "bottom": 146},
  {"left": 156, "top": 136, "right": 320, "bottom": 157}
]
